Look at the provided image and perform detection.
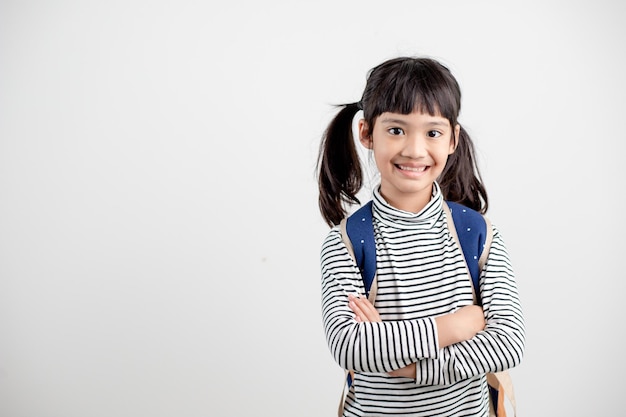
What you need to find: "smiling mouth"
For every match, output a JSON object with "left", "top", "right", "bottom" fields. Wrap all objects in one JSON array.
[{"left": 397, "top": 164, "right": 428, "bottom": 173}]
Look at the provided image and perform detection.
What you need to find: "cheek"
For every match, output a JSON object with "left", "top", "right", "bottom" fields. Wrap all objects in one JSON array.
[{"left": 371, "top": 146, "right": 391, "bottom": 170}]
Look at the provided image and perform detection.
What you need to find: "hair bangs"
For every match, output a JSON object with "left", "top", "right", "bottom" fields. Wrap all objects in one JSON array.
[{"left": 363, "top": 57, "right": 461, "bottom": 124}]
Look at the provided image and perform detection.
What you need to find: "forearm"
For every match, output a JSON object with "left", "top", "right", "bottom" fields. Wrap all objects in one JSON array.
[
  {"left": 321, "top": 231, "right": 442, "bottom": 373},
  {"left": 331, "top": 287, "right": 488, "bottom": 377},
  {"left": 415, "top": 240, "right": 526, "bottom": 386},
  {"left": 434, "top": 305, "right": 484, "bottom": 348},
  {"left": 324, "top": 302, "right": 440, "bottom": 373},
  {"left": 413, "top": 319, "right": 525, "bottom": 386}
]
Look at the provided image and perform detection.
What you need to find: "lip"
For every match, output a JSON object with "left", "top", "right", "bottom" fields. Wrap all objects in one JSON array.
[{"left": 395, "top": 163, "right": 430, "bottom": 177}]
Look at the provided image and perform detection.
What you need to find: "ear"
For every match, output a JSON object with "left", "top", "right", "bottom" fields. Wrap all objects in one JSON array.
[
  {"left": 358, "top": 119, "right": 373, "bottom": 149},
  {"left": 449, "top": 124, "right": 460, "bottom": 155}
]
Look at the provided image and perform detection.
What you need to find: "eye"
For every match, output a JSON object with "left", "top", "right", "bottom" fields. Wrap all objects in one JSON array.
[
  {"left": 388, "top": 127, "right": 404, "bottom": 135},
  {"left": 427, "top": 130, "right": 442, "bottom": 138}
]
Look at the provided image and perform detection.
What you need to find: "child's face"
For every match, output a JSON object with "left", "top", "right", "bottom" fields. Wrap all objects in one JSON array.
[{"left": 359, "top": 111, "right": 458, "bottom": 213}]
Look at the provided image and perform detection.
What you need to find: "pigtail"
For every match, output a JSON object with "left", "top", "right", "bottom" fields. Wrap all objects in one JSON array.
[
  {"left": 439, "top": 125, "right": 489, "bottom": 214},
  {"left": 317, "top": 103, "right": 363, "bottom": 227}
]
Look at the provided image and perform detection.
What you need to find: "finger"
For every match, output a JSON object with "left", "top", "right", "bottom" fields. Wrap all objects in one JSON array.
[
  {"left": 348, "top": 294, "right": 381, "bottom": 322},
  {"left": 352, "top": 296, "right": 381, "bottom": 322},
  {"left": 387, "top": 363, "right": 416, "bottom": 379},
  {"left": 348, "top": 296, "right": 367, "bottom": 322},
  {"left": 354, "top": 297, "right": 377, "bottom": 315}
]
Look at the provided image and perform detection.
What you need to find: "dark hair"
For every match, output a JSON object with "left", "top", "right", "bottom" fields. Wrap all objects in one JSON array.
[{"left": 316, "top": 56, "right": 488, "bottom": 226}]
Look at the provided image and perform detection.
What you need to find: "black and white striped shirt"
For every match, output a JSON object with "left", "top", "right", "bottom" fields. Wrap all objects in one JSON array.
[{"left": 320, "top": 183, "right": 525, "bottom": 416}]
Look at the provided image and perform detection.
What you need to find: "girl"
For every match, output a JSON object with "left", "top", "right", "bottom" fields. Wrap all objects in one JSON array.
[{"left": 317, "top": 56, "right": 525, "bottom": 417}]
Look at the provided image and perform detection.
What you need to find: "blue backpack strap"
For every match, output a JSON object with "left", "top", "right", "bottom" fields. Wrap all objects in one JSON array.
[
  {"left": 345, "top": 200, "right": 488, "bottom": 302},
  {"left": 445, "top": 201, "right": 488, "bottom": 304},
  {"left": 345, "top": 201, "right": 376, "bottom": 297}
]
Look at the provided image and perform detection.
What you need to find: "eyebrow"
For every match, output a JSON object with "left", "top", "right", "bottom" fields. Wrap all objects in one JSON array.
[
  {"left": 379, "top": 117, "right": 450, "bottom": 128},
  {"left": 379, "top": 118, "right": 409, "bottom": 125}
]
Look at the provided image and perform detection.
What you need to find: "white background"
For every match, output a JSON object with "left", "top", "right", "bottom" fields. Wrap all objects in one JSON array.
[{"left": 1, "top": 1, "right": 624, "bottom": 416}]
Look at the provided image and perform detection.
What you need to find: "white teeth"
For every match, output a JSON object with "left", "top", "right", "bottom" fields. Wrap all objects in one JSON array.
[{"left": 399, "top": 165, "right": 426, "bottom": 172}]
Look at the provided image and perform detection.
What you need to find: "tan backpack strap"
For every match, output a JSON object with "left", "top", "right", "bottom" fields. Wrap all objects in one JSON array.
[
  {"left": 337, "top": 369, "right": 349, "bottom": 417},
  {"left": 444, "top": 204, "right": 514, "bottom": 416},
  {"left": 337, "top": 218, "right": 378, "bottom": 416},
  {"left": 475, "top": 218, "right": 516, "bottom": 417},
  {"left": 339, "top": 218, "right": 356, "bottom": 262},
  {"left": 339, "top": 218, "right": 378, "bottom": 302},
  {"left": 487, "top": 371, "right": 517, "bottom": 416}
]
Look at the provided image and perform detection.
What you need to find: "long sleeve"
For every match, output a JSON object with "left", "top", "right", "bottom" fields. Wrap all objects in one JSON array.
[
  {"left": 413, "top": 225, "right": 526, "bottom": 385},
  {"left": 320, "top": 187, "right": 504, "bottom": 416},
  {"left": 321, "top": 228, "right": 440, "bottom": 373}
]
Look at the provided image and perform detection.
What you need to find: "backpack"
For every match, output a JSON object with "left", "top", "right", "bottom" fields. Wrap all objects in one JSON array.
[{"left": 337, "top": 200, "right": 516, "bottom": 417}]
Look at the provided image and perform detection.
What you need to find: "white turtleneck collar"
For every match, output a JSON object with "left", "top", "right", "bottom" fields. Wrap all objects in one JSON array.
[{"left": 371, "top": 182, "right": 444, "bottom": 230}]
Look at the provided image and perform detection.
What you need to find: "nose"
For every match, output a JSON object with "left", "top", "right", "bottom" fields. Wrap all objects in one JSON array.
[{"left": 400, "top": 135, "right": 428, "bottom": 158}]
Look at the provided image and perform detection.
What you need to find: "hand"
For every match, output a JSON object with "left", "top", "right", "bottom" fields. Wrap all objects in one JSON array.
[
  {"left": 388, "top": 363, "right": 416, "bottom": 378},
  {"left": 348, "top": 294, "right": 415, "bottom": 378},
  {"left": 348, "top": 293, "right": 381, "bottom": 322}
]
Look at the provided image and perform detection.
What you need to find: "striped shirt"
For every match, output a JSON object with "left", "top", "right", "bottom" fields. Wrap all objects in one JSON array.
[{"left": 320, "top": 183, "right": 525, "bottom": 416}]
